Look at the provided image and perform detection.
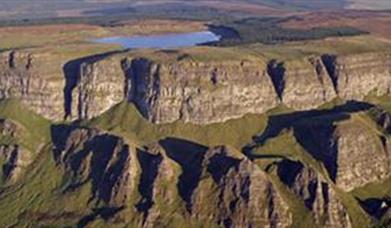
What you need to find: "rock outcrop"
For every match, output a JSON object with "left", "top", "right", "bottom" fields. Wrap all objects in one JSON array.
[
  {"left": 52, "top": 127, "right": 294, "bottom": 227},
  {"left": 0, "top": 144, "right": 30, "bottom": 183},
  {"left": 73, "top": 56, "right": 125, "bottom": 120},
  {"left": 191, "top": 146, "right": 292, "bottom": 228},
  {"left": 0, "top": 49, "right": 390, "bottom": 124},
  {"left": 0, "top": 119, "right": 21, "bottom": 138},
  {"left": 322, "top": 52, "right": 391, "bottom": 100},
  {"left": 123, "top": 58, "right": 279, "bottom": 124},
  {"left": 285, "top": 111, "right": 390, "bottom": 191},
  {"left": 0, "top": 50, "right": 65, "bottom": 120},
  {"left": 268, "top": 57, "right": 336, "bottom": 110},
  {"left": 52, "top": 126, "right": 138, "bottom": 205},
  {"left": 277, "top": 160, "right": 352, "bottom": 228}
]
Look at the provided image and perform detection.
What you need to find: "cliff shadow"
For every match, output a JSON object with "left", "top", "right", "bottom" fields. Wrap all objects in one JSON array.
[
  {"left": 159, "top": 137, "right": 208, "bottom": 211},
  {"left": 120, "top": 57, "right": 159, "bottom": 121},
  {"left": 267, "top": 59, "right": 286, "bottom": 100},
  {"left": 276, "top": 160, "right": 320, "bottom": 210},
  {"left": 321, "top": 54, "right": 338, "bottom": 92},
  {"left": 135, "top": 148, "right": 163, "bottom": 218},
  {"left": 252, "top": 100, "right": 373, "bottom": 145},
  {"left": 50, "top": 124, "right": 81, "bottom": 161},
  {"left": 246, "top": 100, "right": 374, "bottom": 181},
  {"left": 50, "top": 124, "right": 130, "bottom": 203},
  {"left": 359, "top": 198, "right": 391, "bottom": 220},
  {"left": 205, "top": 148, "right": 241, "bottom": 184},
  {"left": 62, "top": 50, "right": 127, "bottom": 120},
  {"left": 77, "top": 206, "right": 124, "bottom": 228}
]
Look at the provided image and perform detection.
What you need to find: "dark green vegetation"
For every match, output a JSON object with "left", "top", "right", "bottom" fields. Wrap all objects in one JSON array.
[
  {"left": 244, "top": 0, "right": 347, "bottom": 10},
  {"left": 0, "top": 0, "right": 346, "bottom": 21},
  {"left": 0, "top": 96, "right": 391, "bottom": 226},
  {"left": 0, "top": 5, "right": 231, "bottom": 28},
  {"left": 88, "top": 101, "right": 269, "bottom": 148},
  {"left": 210, "top": 17, "right": 367, "bottom": 45}
]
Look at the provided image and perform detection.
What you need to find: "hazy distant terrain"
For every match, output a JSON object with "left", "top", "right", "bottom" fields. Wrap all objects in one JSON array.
[{"left": 1, "top": 0, "right": 390, "bottom": 21}]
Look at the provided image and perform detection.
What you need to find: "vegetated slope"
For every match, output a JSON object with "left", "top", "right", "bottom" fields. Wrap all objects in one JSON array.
[{"left": 1, "top": 95, "right": 391, "bottom": 227}]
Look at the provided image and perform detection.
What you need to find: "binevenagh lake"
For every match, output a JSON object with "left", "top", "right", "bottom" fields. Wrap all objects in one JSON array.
[{"left": 92, "top": 31, "right": 221, "bottom": 49}]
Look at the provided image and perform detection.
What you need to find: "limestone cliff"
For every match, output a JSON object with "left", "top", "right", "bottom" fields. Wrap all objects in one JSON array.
[
  {"left": 0, "top": 49, "right": 390, "bottom": 124},
  {"left": 0, "top": 50, "right": 64, "bottom": 120},
  {"left": 74, "top": 56, "right": 125, "bottom": 120},
  {"left": 268, "top": 57, "right": 336, "bottom": 110},
  {"left": 322, "top": 52, "right": 391, "bottom": 100},
  {"left": 122, "top": 57, "right": 279, "bottom": 124}
]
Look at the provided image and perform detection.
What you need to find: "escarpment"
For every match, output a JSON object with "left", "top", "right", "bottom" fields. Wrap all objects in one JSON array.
[
  {"left": 322, "top": 52, "right": 391, "bottom": 100},
  {"left": 1, "top": 45, "right": 391, "bottom": 227},
  {"left": 252, "top": 104, "right": 391, "bottom": 193},
  {"left": 74, "top": 51, "right": 391, "bottom": 124},
  {"left": 0, "top": 49, "right": 390, "bottom": 124},
  {"left": 75, "top": 58, "right": 125, "bottom": 120},
  {"left": 50, "top": 122, "right": 389, "bottom": 227},
  {"left": 0, "top": 50, "right": 65, "bottom": 120},
  {"left": 122, "top": 57, "right": 279, "bottom": 124}
]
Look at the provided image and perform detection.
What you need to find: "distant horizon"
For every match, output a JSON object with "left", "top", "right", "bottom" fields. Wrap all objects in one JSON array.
[{"left": 0, "top": 0, "right": 390, "bottom": 21}]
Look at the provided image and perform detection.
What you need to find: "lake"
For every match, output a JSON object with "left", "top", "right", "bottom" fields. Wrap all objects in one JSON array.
[{"left": 92, "top": 31, "right": 221, "bottom": 49}]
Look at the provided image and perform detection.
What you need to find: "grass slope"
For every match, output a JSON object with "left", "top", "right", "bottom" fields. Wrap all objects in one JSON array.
[{"left": 88, "top": 101, "right": 269, "bottom": 149}]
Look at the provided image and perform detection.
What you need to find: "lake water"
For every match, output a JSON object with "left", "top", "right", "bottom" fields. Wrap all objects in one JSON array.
[{"left": 93, "top": 31, "right": 221, "bottom": 49}]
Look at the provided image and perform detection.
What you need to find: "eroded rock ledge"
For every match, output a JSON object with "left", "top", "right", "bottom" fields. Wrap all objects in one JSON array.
[{"left": 0, "top": 50, "right": 390, "bottom": 124}]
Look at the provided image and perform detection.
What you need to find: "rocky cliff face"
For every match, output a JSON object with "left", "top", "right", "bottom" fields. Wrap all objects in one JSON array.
[
  {"left": 322, "top": 52, "right": 391, "bottom": 100},
  {"left": 277, "top": 160, "right": 352, "bottom": 228},
  {"left": 0, "top": 144, "right": 30, "bottom": 183},
  {"left": 52, "top": 126, "right": 138, "bottom": 205},
  {"left": 294, "top": 114, "right": 390, "bottom": 191},
  {"left": 0, "top": 119, "right": 30, "bottom": 183},
  {"left": 73, "top": 56, "right": 125, "bottom": 120},
  {"left": 191, "top": 146, "right": 292, "bottom": 228},
  {"left": 52, "top": 127, "right": 294, "bottom": 227},
  {"left": 268, "top": 57, "right": 336, "bottom": 110},
  {"left": 1, "top": 49, "right": 389, "bottom": 124},
  {"left": 0, "top": 50, "right": 65, "bottom": 120},
  {"left": 123, "top": 58, "right": 279, "bottom": 123}
]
